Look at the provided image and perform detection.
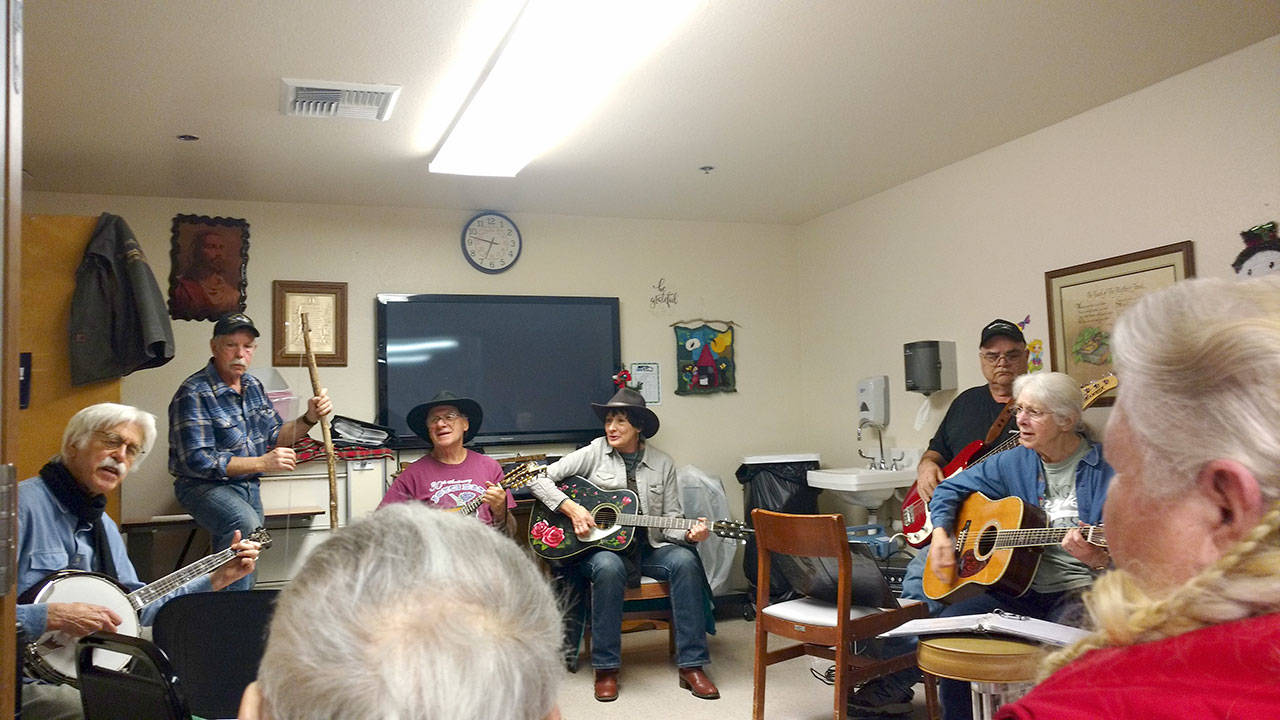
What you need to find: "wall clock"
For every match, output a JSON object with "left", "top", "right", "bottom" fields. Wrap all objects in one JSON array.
[{"left": 461, "top": 212, "right": 522, "bottom": 274}]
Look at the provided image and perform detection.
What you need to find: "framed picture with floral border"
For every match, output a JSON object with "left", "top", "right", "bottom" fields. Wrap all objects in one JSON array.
[
  {"left": 272, "top": 280, "right": 348, "bottom": 367},
  {"left": 1044, "top": 241, "right": 1194, "bottom": 403}
]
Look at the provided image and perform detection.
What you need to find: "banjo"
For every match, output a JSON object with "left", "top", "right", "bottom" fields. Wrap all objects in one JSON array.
[{"left": 20, "top": 527, "right": 271, "bottom": 686}]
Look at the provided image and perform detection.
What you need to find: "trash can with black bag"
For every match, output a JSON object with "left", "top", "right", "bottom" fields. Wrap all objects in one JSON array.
[{"left": 735, "top": 453, "right": 821, "bottom": 608}]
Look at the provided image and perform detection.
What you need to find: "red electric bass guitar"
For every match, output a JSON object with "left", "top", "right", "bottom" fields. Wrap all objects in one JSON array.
[{"left": 900, "top": 374, "right": 1116, "bottom": 547}]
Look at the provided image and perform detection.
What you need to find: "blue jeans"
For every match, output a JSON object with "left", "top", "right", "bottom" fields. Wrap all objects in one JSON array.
[
  {"left": 936, "top": 588, "right": 1082, "bottom": 720},
  {"left": 174, "top": 478, "right": 264, "bottom": 591},
  {"left": 577, "top": 543, "right": 711, "bottom": 670}
]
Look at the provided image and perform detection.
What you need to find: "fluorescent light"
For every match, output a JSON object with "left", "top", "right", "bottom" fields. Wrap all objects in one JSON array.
[{"left": 429, "top": 0, "right": 698, "bottom": 177}]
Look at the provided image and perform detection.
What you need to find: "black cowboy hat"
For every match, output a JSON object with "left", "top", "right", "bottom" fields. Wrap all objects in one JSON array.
[
  {"left": 405, "top": 391, "right": 484, "bottom": 445},
  {"left": 590, "top": 387, "right": 660, "bottom": 439}
]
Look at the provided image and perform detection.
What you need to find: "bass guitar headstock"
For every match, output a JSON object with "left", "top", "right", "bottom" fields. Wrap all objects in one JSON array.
[{"left": 1081, "top": 373, "right": 1118, "bottom": 408}]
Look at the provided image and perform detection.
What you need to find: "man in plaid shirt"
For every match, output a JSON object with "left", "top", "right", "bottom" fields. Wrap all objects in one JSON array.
[{"left": 169, "top": 313, "right": 331, "bottom": 589}]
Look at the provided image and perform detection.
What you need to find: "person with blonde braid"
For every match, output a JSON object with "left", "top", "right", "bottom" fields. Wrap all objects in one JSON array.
[{"left": 997, "top": 275, "right": 1280, "bottom": 719}]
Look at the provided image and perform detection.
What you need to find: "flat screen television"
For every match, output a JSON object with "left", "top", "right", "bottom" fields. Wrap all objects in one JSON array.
[{"left": 376, "top": 294, "right": 621, "bottom": 448}]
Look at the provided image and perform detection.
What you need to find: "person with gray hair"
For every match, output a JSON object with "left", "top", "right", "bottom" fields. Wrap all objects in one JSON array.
[
  {"left": 239, "top": 502, "right": 563, "bottom": 720},
  {"left": 927, "top": 371, "right": 1114, "bottom": 720},
  {"left": 997, "top": 276, "right": 1280, "bottom": 719},
  {"left": 16, "top": 402, "right": 261, "bottom": 720}
]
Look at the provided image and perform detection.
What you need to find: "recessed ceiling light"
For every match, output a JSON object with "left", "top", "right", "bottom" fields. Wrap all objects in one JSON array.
[{"left": 176, "top": 134, "right": 200, "bottom": 142}]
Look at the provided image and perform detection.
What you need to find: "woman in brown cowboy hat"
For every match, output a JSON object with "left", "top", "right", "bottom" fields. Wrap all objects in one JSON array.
[
  {"left": 527, "top": 387, "right": 718, "bottom": 703},
  {"left": 378, "top": 391, "right": 514, "bottom": 536}
]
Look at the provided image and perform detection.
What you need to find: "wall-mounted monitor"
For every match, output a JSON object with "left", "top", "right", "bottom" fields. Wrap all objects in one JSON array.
[{"left": 376, "top": 294, "right": 621, "bottom": 448}]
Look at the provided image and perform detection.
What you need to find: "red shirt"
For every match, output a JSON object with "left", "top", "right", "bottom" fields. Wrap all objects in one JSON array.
[{"left": 997, "top": 613, "right": 1280, "bottom": 719}]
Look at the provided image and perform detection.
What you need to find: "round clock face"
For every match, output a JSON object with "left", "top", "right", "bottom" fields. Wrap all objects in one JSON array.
[{"left": 461, "top": 212, "right": 521, "bottom": 274}]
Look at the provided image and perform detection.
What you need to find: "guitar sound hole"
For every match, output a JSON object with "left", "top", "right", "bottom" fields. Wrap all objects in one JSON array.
[
  {"left": 976, "top": 528, "right": 997, "bottom": 556},
  {"left": 595, "top": 507, "right": 618, "bottom": 526}
]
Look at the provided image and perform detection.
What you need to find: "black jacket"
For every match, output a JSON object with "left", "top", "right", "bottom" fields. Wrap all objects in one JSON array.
[{"left": 70, "top": 213, "right": 175, "bottom": 385}]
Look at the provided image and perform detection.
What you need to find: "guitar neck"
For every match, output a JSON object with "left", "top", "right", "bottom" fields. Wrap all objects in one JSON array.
[
  {"left": 128, "top": 546, "right": 239, "bottom": 609},
  {"left": 614, "top": 512, "right": 700, "bottom": 533},
  {"left": 972, "top": 525, "right": 1106, "bottom": 550}
]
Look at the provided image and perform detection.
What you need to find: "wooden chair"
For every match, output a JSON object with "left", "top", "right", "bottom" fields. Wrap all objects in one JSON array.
[
  {"left": 751, "top": 509, "right": 927, "bottom": 720},
  {"left": 584, "top": 576, "right": 676, "bottom": 657}
]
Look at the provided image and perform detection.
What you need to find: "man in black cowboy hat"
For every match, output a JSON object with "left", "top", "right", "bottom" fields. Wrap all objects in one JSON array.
[
  {"left": 527, "top": 387, "right": 718, "bottom": 703},
  {"left": 378, "top": 390, "right": 514, "bottom": 535}
]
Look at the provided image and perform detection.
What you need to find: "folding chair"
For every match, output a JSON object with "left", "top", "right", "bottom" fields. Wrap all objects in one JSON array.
[
  {"left": 751, "top": 509, "right": 927, "bottom": 720},
  {"left": 77, "top": 632, "right": 190, "bottom": 720}
]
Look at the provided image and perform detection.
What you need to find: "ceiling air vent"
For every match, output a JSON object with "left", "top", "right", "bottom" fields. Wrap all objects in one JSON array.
[{"left": 280, "top": 78, "right": 401, "bottom": 121}]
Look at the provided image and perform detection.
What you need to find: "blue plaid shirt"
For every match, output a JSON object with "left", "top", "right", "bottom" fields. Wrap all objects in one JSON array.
[{"left": 169, "top": 360, "right": 283, "bottom": 484}]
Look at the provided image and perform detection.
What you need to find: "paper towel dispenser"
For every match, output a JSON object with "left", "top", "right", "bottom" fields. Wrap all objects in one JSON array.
[{"left": 904, "top": 340, "right": 957, "bottom": 395}]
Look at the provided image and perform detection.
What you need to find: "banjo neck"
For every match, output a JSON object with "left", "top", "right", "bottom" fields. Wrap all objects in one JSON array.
[{"left": 128, "top": 545, "right": 242, "bottom": 610}]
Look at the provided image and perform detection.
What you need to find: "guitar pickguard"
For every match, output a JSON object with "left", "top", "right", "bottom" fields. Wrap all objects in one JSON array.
[
  {"left": 957, "top": 550, "right": 988, "bottom": 579},
  {"left": 528, "top": 478, "right": 640, "bottom": 560}
]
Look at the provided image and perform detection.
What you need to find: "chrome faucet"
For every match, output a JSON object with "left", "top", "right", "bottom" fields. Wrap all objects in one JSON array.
[{"left": 857, "top": 418, "right": 887, "bottom": 469}]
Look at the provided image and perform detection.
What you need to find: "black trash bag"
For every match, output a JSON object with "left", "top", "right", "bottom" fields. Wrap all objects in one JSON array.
[
  {"left": 773, "top": 544, "right": 896, "bottom": 609},
  {"left": 736, "top": 459, "right": 821, "bottom": 600}
]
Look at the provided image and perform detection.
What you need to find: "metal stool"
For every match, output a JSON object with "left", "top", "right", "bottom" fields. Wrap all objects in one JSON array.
[{"left": 917, "top": 635, "right": 1045, "bottom": 720}]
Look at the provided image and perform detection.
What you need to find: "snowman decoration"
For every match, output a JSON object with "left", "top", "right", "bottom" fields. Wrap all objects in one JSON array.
[{"left": 1232, "top": 221, "right": 1280, "bottom": 277}]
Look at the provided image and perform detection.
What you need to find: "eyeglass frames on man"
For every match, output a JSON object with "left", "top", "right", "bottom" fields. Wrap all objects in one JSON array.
[{"left": 94, "top": 430, "right": 144, "bottom": 460}]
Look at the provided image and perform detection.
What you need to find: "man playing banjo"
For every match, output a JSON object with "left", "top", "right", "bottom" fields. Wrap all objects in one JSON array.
[{"left": 16, "top": 402, "right": 261, "bottom": 719}]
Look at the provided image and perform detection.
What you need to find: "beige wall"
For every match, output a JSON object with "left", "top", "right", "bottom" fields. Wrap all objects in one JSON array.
[
  {"left": 21, "top": 196, "right": 802, "bottom": 519},
  {"left": 25, "top": 34, "right": 1280, "bottom": 535},
  {"left": 797, "top": 34, "right": 1280, "bottom": 472}
]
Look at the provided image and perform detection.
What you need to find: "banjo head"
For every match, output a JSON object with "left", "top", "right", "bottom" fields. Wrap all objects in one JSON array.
[{"left": 27, "top": 573, "right": 139, "bottom": 684}]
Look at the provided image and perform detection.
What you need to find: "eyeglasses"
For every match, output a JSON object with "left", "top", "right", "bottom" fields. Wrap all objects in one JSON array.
[
  {"left": 1013, "top": 405, "right": 1047, "bottom": 420},
  {"left": 94, "top": 430, "right": 144, "bottom": 460},
  {"left": 428, "top": 411, "right": 462, "bottom": 425},
  {"left": 980, "top": 350, "right": 1026, "bottom": 365}
]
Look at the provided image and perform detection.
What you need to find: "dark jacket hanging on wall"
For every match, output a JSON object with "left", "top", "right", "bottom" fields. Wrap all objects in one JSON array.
[{"left": 69, "top": 213, "right": 175, "bottom": 385}]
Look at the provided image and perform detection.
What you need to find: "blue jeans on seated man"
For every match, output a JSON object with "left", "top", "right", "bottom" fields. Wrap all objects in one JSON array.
[
  {"left": 576, "top": 543, "right": 711, "bottom": 670},
  {"left": 935, "top": 588, "right": 1083, "bottom": 720},
  {"left": 174, "top": 477, "right": 263, "bottom": 591}
]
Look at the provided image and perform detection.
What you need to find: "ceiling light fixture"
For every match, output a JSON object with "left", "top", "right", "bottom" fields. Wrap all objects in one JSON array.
[{"left": 429, "top": 0, "right": 699, "bottom": 177}]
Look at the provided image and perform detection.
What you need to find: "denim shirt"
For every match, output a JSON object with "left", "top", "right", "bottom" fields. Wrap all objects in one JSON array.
[
  {"left": 529, "top": 436, "right": 685, "bottom": 547},
  {"left": 169, "top": 360, "right": 283, "bottom": 484},
  {"left": 16, "top": 475, "right": 211, "bottom": 643},
  {"left": 928, "top": 440, "right": 1113, "bottom": 534}
]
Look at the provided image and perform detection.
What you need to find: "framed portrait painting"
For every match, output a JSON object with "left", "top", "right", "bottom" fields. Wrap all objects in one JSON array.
[
  {"left": 272, "top": 280, "right": 348, "bottom": 367},
  {"left": 1045, "top": 241, "right": 1194, "bottom": 402},
  {"left": 168, "top": 215, "right": 249, "bottom": 321}
]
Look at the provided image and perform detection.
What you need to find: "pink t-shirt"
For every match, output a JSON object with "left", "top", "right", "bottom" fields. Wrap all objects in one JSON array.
[{"left": 378, "top": 450, "right": 512, "bottom": 525}]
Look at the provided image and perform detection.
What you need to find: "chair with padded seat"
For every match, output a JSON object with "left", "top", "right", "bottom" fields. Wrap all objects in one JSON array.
[
  {"left": 151, "top": 589, "right": 279, "bottom": 720},
  {"left": 77, "top": 631, "right": 191, "bottom": 720},
  {"left": 917, "top": 635, "right": 1045, "bottom": 720},
  {"left": 751, "top": 509, "right": 928, "bottom": 720}
]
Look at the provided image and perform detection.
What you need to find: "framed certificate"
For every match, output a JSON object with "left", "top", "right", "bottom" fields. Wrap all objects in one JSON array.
[{"left": 272, "top": 280, "right": 348, "bottom": 367}]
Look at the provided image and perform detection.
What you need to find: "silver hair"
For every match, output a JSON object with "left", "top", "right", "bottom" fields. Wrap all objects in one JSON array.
[
  {"left": 55, "top": 402, "right": 158, "bottom": 467},
  {"left": 256, "top": 502, "right": 563, "bottom": 720},
  {"left": 1110, "top": 275, "right": 1280, "bottom": 502},
  {"left": 1012, "top": 371, "right": 1084, "bottom": 433}
]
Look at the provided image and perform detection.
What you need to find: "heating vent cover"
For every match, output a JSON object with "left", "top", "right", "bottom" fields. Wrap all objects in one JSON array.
[{"left": 281, "top": 78, "right": 401, "bottom": 121}]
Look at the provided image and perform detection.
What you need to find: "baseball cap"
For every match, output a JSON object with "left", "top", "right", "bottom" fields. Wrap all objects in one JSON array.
[
  {"left": 980, "top": 318, "right": 1025, "bottom": 346},
  {"left": 212, "top": 312, "right": 259, "bottom": 338}
]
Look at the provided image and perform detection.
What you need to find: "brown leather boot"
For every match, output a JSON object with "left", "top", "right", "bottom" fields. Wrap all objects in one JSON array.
[
  {"left": 678, "top": 666, "right": 720, "bottom": 699},
  {"left": 593, "top": 669, "right": 619, "bottom": 702}
]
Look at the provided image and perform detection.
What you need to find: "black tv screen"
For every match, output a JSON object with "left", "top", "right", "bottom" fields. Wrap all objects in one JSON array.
[{"left": 376, "top": 294, "right": 621, "bottom": 448}]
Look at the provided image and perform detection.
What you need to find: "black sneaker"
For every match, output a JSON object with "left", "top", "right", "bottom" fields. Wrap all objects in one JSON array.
[{"left": 846, "top": 677, "right": 914, "bottom": 719}]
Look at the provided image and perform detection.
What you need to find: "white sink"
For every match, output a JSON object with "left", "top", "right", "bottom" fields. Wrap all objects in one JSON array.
[{"left": 806, "top": 467, "right": 915, "bottom": 507}]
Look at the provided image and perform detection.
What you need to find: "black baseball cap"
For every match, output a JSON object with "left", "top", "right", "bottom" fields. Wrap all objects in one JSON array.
[
  {"left": 212, "top": 312, "right": 259, "bottom": 338},
  {"left": 980, "top": 318, "right": 1025, "bottom": 346}
]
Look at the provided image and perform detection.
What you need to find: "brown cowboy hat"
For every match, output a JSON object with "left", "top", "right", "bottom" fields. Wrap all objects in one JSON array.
[
  {"left": 405, "top": 391, "right": 483, "bottom": 446},
  {"left": 590, "top": 387, "right": 659, "bottom": 438}
]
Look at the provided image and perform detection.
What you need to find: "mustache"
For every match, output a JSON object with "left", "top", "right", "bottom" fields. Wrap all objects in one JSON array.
[
  {"left": 230, "top": 360, "right": 249, "bottom": 369},
  {"left": 98, "top": 457, "right": 125, "bottom": 474}
]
